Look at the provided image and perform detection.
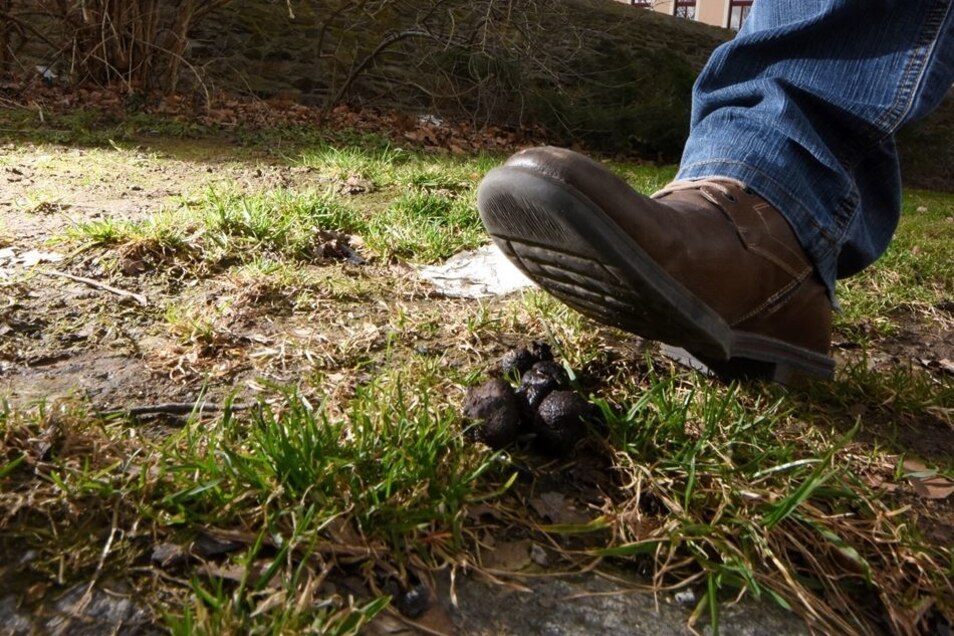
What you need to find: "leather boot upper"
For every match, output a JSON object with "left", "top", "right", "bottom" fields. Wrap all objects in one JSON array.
[{"left": 503, "top": 147, "right": 832, "bottom": 356}]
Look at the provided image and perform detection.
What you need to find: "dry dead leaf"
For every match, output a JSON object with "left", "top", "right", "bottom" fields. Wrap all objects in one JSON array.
[
  {"left": 465, "top": 502, "right": 504, "bottom": 523},
  {"left": 530, "top": 491, "right": 591, "bottom": 525},
  {"left": 481, "top": 538, "right": 531, "bottom": 571},
  {"left": 903, "top": 458, "right": 954, "bottom": 500},
  {"left": 863, "top": 473, "right": 898, "bottom": 493}
]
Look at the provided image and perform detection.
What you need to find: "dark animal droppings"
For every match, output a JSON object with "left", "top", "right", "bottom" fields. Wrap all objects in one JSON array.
[
  {"left": 499, "top": 347, "right": 536, "bottom": 378},
  {"left": 530, "top": 360, "right": 570, "bottom": 387},
  {"left": 516, "top": 361, "right": 571, "bottom": 417},
  {"left": 534, "top": 390, "right": 589, "bottom": 455},
  {"left": 462, "top": 379, "right": 524, "bottom": 449},
  {"left": 529, "top": 340, "right": 554, "bottom": 362}
]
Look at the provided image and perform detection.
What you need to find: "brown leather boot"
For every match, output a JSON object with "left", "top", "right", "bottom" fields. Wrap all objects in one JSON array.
[{"left": 476, "top": 146, "right": 834, "bottom": 382}]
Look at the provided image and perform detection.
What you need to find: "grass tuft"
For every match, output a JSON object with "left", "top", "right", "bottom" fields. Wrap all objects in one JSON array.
[{"left": 589, "top": 373, "right": 953, "bottom": 634}]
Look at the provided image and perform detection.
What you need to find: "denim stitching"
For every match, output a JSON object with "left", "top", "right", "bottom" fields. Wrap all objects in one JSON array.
[{"left": 871, "top": 0, "right": 952, "bottom": 136}]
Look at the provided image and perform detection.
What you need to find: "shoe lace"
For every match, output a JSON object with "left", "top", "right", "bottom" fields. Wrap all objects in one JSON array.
[{"left": 652, "top": 178, "right": 747, "bottom": 202}]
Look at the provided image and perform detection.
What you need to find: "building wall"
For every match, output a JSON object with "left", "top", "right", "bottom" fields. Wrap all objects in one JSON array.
[
  {"left": 618, "top": 0, "right": 736, "bottom": 30},
  {"left": 696, "top": 0, "right": 730, "bottom": 27}
]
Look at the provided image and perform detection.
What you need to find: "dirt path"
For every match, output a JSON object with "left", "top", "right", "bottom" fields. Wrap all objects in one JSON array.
[{"left": 1, "top": 140, "right": 331, "bottom": 410}]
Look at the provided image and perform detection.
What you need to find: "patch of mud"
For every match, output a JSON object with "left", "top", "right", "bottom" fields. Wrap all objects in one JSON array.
[
  {"left": 0, "top": 141, "right": 324, "bottom": 248},
  {"left": 0, "top": 351, "right": 179, "bottom": 409},
  {"left": 0, "top": 581, "right": 156, "bottom": 636},
  {"left": 834, "top": 304, "right": 954, "bottom": 376},
  {"left": 434, "top": 569, "right": 810, "bottom": 636},
  {"left": 830, "top": 305, "right": 954, "bottom": 461}
]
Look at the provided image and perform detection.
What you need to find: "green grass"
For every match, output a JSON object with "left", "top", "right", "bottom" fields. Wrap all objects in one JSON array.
[
  {"left": 65, "top": 153, "right": 495, "bottom": 268},
  {"left": 2, "top": 108, "right": 953, "bottom": 634},
  {"left": 0, "top": 365, "right": 510, "bottom": 633},
  {"left": 589, "top": 374, "right": 951, "bottom": 634},
  {"left": 0, "top": 107, "right": 207, "bottom": 146},
  {"left": 835, "top": 190, "right": 954, "bottom": 338}
]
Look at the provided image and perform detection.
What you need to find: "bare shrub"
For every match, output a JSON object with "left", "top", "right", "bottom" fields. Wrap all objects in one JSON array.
[{"left": 0, "top": 0, "right": 232, "bottom": 91}]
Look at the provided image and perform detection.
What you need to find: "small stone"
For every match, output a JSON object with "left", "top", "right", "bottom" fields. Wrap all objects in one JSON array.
[
  {"left": 674, "top": 589, "right": 696, "bottom": 606},
  {"left": 533, "top": 390, "right": 589, "bottom": 455},
  {"left": 395, "top": 583, "right": 430, "bottom": 618},
  {"left": 499, "top": 348, "right": 535, "bottom": 378},
  {"left": 530, "top": 544, "right": 549, "bottom": 567},
  {"left": 463, "top": 379, "right": 524, "bottom": 449},
  {"left": 516, "top": 361, "right": 570, "bottom": 417}
]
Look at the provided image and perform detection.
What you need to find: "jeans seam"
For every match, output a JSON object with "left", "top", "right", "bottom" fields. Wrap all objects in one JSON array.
[{"left": 871, "top": 0, "right": 952, "bottom": 136}]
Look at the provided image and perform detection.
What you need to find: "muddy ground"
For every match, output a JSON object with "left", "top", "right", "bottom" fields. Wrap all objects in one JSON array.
[
  {"left": 2, "top": 140, "right": 952, "bottom": 411},
  {"left": 1, "top": 135, "right": 952, "bottom": 634},
  {"left": 0, "top": 140, "right": 448, "bottom": 413}
]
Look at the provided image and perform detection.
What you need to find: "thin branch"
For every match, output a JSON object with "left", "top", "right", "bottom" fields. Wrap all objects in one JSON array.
[
  {"left": 329, "top": 28, "right": 444, "bottom": 107},
  {"left": 100, "top": 401, "right": 256, "bottom": 417},
  {"left": 39, "top": 269, "right": 149, "bottom": 306}
]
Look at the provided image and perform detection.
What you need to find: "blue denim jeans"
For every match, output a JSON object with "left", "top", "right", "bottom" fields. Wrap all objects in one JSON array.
[{"left": 676, "top": 0, "right": 954, "bottom": 297}]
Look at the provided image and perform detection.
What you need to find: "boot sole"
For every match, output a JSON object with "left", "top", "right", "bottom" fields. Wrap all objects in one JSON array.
[{"left": 477, "top": 167, "right": 834, "bottom": 382}]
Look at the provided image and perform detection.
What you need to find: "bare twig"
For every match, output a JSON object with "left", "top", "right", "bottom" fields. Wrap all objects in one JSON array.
[
  {"left": 39, "top": 269, "right": 149, "bottom": 306},
  {"left": 100, "top": 401, "right": 256, "bottom": 417},
  {"left": 329, "top": 28, "right": 444, "bottom": 107}
]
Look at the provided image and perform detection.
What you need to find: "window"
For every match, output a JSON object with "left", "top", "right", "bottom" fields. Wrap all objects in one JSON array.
[
  {"left": 675, "top": 0, "right": 696, "bottom": 19},
  {"left": 729, "top": 0, "right": 753, "bottom": 30}
]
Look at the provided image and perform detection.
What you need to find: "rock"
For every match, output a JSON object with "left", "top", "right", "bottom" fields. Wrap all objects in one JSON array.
[
  {"left": 449, "top": 569, "right": 812, "bottom": 635},
  {"left": 44, "top": 582, "right": 151, "bottom": 635},
  {"left": 395, "top": 583, "right": 430, "bottom": 618},
  {"left": 533, "top": 390, "right": 589, "bottom": 455},
  {"left": 462, "top": 379, "right": 524, "bottom": 449},
  {"left": 674, "top": 589, "right": 697, "bottom": 606}
]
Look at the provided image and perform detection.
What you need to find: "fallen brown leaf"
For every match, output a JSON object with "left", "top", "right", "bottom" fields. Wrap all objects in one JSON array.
[
  {"left": 903, "top": 458, "right": 954, "bottom": 500},
  {"left": 530, "top": 491, "right": 591, "bottom": 525},
  {"left": 481, "top": 538, "right": 531, "bottom": 571}
]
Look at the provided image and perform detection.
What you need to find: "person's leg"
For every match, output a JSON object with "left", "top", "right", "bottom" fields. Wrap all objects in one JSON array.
[
  {"left": 476, "top": 0, "right": 954, "bottom": 382},
  {"left": 678, "top": 0, "right": 954, "bottom": 294}
]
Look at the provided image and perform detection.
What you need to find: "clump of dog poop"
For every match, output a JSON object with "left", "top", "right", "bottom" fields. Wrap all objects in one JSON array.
[{"left": 462, "top": 342, "right": 594, "bottom": 456}]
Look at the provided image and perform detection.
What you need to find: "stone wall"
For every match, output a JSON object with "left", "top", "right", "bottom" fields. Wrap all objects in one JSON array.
[
  {"left": 4, "top": 1, "right": 733, "bottom": 155},
  {"left": 184, "top": 0, "right": 731, "bottom": 156}
]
